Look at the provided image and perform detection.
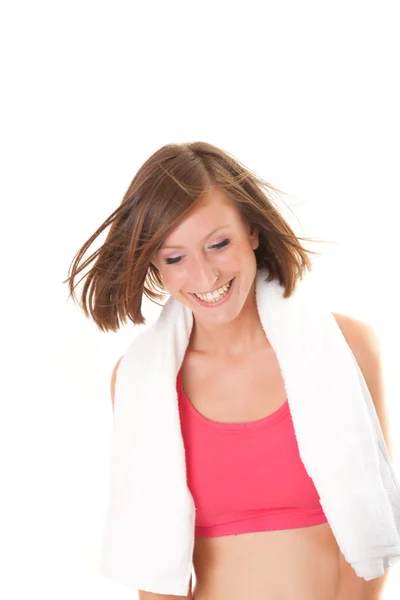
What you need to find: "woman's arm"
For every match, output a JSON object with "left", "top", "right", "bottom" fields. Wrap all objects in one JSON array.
[
  {"left": 336, "top": 552, "right": 389, "bottom": 599},
  {"left": 110, "top": 356, "right": 123, "bottom": 411},
  {"left": 333, "top": 313, "right": 393, "bottom": 599}
]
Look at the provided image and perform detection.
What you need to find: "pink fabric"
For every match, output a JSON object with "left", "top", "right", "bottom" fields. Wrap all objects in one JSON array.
[{"left": 177, "top": 370, "right": 327, "bottom": 537}]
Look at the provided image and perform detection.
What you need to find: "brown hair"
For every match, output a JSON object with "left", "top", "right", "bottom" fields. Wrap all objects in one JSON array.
[{"left": 63, "top": 141, "right": 331, "bottom": 332}]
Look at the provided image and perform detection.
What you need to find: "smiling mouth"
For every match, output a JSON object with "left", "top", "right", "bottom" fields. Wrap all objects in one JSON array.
[
  {"left": 192, "top": 278, "right": 234, "bottom": 295},
  {"left": 190, "top": 277, "right": 235, "bottom": 302}
]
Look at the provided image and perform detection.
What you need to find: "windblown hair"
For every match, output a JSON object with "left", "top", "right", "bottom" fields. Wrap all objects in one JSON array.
[{"left": 64, "top": 141, "right": 329, "bottom": 332}]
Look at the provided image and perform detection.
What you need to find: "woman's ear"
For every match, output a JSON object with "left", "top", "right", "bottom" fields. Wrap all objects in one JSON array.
[{"left": 248, "top": 224, "right": 259, "bottom": 250}]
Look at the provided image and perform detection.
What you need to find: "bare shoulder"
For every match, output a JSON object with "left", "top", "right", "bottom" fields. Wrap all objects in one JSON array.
[
  {"left": 331, "top": 311, "right": 382, "bottom": 381},
  {"left": 332, "top": 311, "right": 375, "bottom": 339},
  {"left": 332, "top": 311, "right": 393, "bottom": 456},
  {"left": 110, "top": 356, "right": 123, "bottom": 410},
  {"left": 331, "top": 311, "right": 382, "bottom": 361}
]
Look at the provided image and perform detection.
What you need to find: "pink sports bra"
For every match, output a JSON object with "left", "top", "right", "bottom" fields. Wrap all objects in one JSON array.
[{"left": 177, "top": 370, "right": 327, "bottom": 537}]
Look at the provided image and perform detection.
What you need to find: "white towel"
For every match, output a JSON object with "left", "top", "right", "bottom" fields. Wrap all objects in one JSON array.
[{"left": 100, "top": 268, "right": 400, "bottom": 595}]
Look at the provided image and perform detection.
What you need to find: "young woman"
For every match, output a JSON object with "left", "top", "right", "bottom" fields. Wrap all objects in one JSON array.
[{"left": 65, "top": 141, "right": 393, "bottom": 599}]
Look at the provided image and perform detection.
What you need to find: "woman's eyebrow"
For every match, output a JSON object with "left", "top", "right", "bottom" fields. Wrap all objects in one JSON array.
[{"left": 160, "top": 225, "right": 230, "bottom": 250}]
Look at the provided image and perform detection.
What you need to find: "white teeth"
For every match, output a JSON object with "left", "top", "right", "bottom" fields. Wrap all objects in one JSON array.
[{"left": 194, "top": 279, "right": 232, "bottom": 302}]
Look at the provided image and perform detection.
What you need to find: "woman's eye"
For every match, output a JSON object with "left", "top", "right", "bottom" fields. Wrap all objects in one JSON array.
[
  {"left": 164, "top": 239, "right": 230, "bottom": 265},
  {"left": 165, "top": 256, "right": 182, "bottom": 265},
  {"left": 211, "top": 238, "right": 230, "bottom": 250}
]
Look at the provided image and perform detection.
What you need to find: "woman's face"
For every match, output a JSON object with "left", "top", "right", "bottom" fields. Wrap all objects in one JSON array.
[{"left": 152, "top": 187, "right": 259, "bottom": 325}]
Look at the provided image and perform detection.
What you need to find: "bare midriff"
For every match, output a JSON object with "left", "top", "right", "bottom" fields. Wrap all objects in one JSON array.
[{"left": 192, "top": 523, "right": 341, "bottom": 600}]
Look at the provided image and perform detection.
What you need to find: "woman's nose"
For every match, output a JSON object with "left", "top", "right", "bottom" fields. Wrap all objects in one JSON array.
[{"left": 191, "top": 258, "right": 219, "bottom": 292}]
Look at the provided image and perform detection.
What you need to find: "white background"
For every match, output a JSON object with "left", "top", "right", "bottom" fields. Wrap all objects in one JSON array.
[{"left": 1, "top": 1, "right": 399, "bottom": 598}]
